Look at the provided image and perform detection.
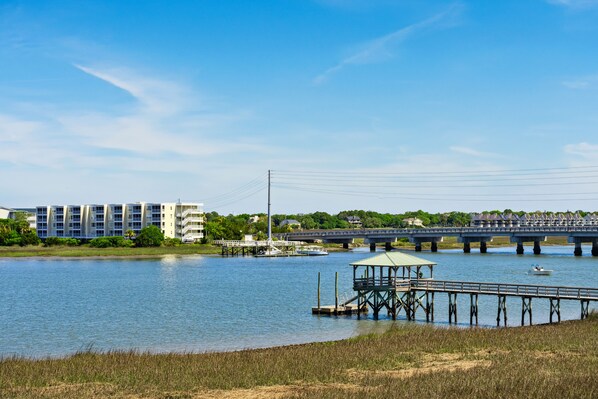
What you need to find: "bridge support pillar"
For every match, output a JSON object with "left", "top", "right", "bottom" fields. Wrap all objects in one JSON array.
[
  {"left": 516, "top": 242, "right": 524, "bottom": 255},
  {"left": 463, "top": 242, "right": 471, "bottom": 253},
  {"left": 369, "top": 242, "right": 376, "bottom": 252},
  {"left": 415, "top": 243, "right": 422, "bottom": 252},
  {"left": 533, "top": 241, "right": 541, "bottom": 255},
  {"left": 480, "top": 241, "right": 487, "bottom": 253},
  {"left": 593, "top": 241, "right": 598, "bottom": 256},
  {"left": 574, "top": 242, "right": 583, "bottom": 257},
  {"left": 431, "top": 241, "right": 438, "bottom": 252},
  {"left": 342, "top": 242, "right": 349, "bottom": 250},
  {"left": 385, "top": 242, "right": 392, "bottom": 251}
]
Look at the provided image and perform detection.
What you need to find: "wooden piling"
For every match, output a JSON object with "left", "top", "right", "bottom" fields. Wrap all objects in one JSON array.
[
  {"left": 317, "top": 272, "right": 321, "bottom": 309},
  {"left": 335, "top": 272, "right": 338, "bottom": 311}
]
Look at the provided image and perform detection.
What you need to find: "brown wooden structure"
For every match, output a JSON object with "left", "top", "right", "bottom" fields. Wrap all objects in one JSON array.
[{"left": 313, "top": 252, "right": 598, "bottom": 326}]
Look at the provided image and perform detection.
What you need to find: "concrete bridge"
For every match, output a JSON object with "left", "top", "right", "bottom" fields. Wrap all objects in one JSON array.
[{"left": 277, "top": 226, "right": 598, "bottom": 256}]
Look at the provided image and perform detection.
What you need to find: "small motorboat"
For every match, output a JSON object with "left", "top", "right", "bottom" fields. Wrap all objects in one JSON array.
[
  {"left": 296, "top": 246, "right": 329, "bottom": 256},
  {"left": 529, "top": 264, "right": 552, "bottom": 276}
]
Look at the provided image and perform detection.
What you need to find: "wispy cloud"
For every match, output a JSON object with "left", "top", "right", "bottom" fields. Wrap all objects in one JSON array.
[
  {"left": 564, "top": 142, "right": 598, "bottom": 159},
  {"left": 562, "top": 73, "right": 598, "bottom": 89},
  {"left": 74, "top": 64, "right": 188, "bottom": 116},
  {"left": 449, "top": 146, "right": 500, "bottom": 158},
  {"left": 547, "top": 0, "right": 598, "bottom": 8},
  {"left": 313, "top": 3, "right": 463, "bottom": 85}
]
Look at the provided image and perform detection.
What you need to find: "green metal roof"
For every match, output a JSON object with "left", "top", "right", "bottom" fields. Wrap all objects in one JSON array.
[{"left": 350, "top": 252, "right": 436, "bottom": 267}]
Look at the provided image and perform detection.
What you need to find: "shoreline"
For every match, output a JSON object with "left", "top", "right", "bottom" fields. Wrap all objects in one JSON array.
[{"left": 2, "top": 315, "right": 596, "bottom": 398}]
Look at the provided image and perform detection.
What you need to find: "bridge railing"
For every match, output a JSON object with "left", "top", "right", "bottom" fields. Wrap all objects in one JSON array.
[
  {"left": 280, "top": 226, "right": 598, "bottom": 239},
  {"left": 411, "top": 280, "right": 598, "bottom": 300}
]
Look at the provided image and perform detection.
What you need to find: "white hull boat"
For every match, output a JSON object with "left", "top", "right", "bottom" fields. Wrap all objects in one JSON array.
[
  {"left": 529, "top": 265, "right": 552, "bottom": 276},
  {"left": 296, "top": 246, "right": 329, "bottom": 256}
]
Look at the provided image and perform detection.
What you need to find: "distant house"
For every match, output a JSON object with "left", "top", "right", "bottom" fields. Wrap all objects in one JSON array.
[
  {"left": 346, "top": 216, "right": 362, "bottom": 228},
  {"left": 0, "top": 206, "right": 36, "bottom": 229},
  {"left": 279, "top": 219, "right": 301, "bottom": 229},
  {"left": 403, "top": 217, "right": 424, "bottom": 227},
  {"left": 470, "top": 212, "right": 597, "bottom": 228}
]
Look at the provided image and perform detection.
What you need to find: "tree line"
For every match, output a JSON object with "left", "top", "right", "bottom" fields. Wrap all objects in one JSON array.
[{"left": 202, "top": 210, "right": 472, "bottom": 241}]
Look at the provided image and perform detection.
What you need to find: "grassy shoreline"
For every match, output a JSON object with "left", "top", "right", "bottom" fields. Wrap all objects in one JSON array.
[
  {"left": 0, "top": 236, "right": 575, "bottom": 258},
  {"left": 1, "top": 315, "right": 596, "bottom": 398}
]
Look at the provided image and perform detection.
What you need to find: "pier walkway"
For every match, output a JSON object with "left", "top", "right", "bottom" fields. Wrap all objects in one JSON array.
[
  {"left": 214, "top": 239, "right": 298, "bottom": 256},
  {"left": 313, "top": 252, "right": 597, "bottom": 326}
]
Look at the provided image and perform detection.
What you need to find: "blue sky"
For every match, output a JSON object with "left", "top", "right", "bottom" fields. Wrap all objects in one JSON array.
[{"left": 1, "top": 0, "right": 598, "bottom": 214}]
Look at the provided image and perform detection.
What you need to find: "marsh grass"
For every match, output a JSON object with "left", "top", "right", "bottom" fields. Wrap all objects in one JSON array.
[
  {"left": 1, "top": 314, "right": 596, "bottom": 398},
  {"left": 0, "top": 244, "right": 221, "bottom": 258}
]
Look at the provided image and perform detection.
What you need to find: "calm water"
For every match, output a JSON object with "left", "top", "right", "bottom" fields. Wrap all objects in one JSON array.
[{"left": 0, "top": 245, "right": 596, "bottom": 358}]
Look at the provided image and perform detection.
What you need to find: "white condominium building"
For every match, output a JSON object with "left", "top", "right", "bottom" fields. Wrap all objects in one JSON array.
[{"left": 36, "top": 202, "right": 204, "bottom": 243}]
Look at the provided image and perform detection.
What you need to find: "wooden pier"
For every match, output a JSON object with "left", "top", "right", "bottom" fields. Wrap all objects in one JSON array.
[
  {"left": 214, "top": 239, "right": 299, "bottom": 256},
  {"left": 313, "top": 252, "right": 597, "bottom": 326}
]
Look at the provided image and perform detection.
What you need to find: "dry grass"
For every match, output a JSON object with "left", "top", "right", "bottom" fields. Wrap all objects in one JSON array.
[
  {"left": 0, "top": 244, "right": 221, "bottom": 258},
  {"left": 1, "top": 314, "right": 596, "bottom": 398}
]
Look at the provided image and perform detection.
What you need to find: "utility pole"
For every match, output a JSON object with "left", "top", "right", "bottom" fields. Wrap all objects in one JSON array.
[{"left": 267, "top": 169, "right": 272, "bottom": 242}]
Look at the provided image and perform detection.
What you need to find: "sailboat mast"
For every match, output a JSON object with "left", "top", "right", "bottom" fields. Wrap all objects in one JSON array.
[{"left": 267, "top": 169, "right": 272, "bottom": 242}]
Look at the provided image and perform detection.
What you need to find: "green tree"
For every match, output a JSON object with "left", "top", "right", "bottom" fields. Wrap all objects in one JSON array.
[
  {"left": 125, "top": 229, "right": 136, "bottom": 240},
  {"left": 135, "top": 226, "right": 164, "bottom": 247}
]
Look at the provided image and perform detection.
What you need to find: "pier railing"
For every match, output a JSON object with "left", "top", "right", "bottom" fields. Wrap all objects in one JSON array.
[
  {"left": 410, "top": 280, "right": 598, "bottom": 300},
  {"left": 213, "top": 240, "right": 298, "bottom": 247},
  {"left": 353, "top": 277, "right": 412, "bottom": 291}
]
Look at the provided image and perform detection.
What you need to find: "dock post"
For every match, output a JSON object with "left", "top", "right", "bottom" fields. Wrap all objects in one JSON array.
[
  {"left": 448, "top": 293, "right": 458, "bottom": 324},
  {"left": 521, "top": 297, "right": 532, "bottom": 326},
  {"left": 357, "top": 293, "right": 361, "bottom": 320},
  {"left": 470, "top": 293, "right": 478, "bottom": 325},
  {"left": 549, "top": 298, "right": 561, "bottom": 323},
  {"left": 480, "top": 241, "right": 487, "bottom": 254},
  {"left": 317, "top": 272, "right": 321, "bottom": 310},
  {"left": 497, "top": 295, "right": 507, "bottom": 327},
  {"left": 335, "top": 272, "right": 338, "bottom": 312},
  {"left": 425, "top": 292, "right": 431, "bottom": 322},
  {"left": 430, "top": 292, "right": 434, "bottom": 322},
  {"left": 581, "top": 300, "right": 589, "bottom": 319},
  {"left": 533, "top": 241, "right": 541, "bottom": 255}
]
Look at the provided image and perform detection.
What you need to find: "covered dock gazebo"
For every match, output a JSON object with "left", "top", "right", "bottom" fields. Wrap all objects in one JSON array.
[{"left": 350, "top": 252, "right": 437, "bottom": 320}]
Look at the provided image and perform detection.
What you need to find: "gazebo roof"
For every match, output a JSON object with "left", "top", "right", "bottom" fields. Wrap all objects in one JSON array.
[{"left": 350, "top": 252, "right": 436, "bottom": 268}]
